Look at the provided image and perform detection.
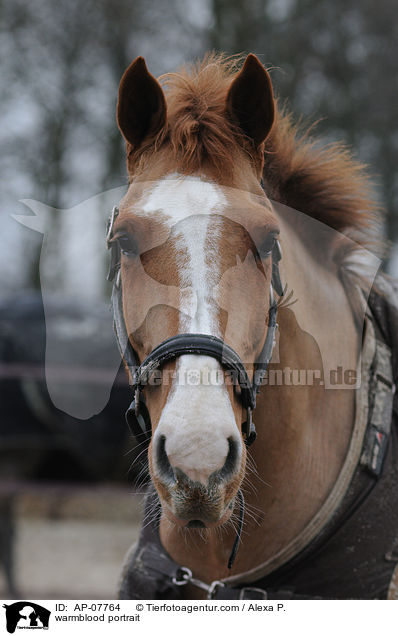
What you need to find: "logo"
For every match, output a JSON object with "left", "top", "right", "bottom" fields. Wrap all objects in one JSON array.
[{"left": 2, "top": 603, "right": 51, "bottom": 633}]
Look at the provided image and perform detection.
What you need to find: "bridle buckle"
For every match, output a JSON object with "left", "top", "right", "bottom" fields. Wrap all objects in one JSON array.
[
  {"left": 106, "top": 206, "right": 119, "bottom": 248},
  {"left": 171, "top": 567, "right": 225, "bottom": 599},
  {"left": 242, "top": 407, "right": 256, "bottom": 446}
]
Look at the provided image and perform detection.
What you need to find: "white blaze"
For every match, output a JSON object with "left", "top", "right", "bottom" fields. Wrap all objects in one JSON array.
[{"left": 141, "top": 176, "right": 241, "bottom": 484}]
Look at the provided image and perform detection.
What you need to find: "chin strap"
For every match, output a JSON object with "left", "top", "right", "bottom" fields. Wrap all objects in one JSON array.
[{"left": 228, "top": 488, "right": 245, "bottom": 569}]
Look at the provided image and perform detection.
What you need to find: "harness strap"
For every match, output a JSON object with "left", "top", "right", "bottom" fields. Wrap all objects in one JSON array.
[
  {"left": 111, "top": 278, "right": 138, "bottom": 373},
  {"left": 110, "top": 265, "right": 279, "bottom": 402}
]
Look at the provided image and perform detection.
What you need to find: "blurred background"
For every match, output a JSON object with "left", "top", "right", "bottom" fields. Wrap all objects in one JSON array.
[{"left": 0, "top": 0, "right": 397, "bottom": 599}]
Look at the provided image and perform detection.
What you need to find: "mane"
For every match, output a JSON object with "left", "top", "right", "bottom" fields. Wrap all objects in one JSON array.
[{"left": 136, "top": 54, "right": 382, "bottom": 251}]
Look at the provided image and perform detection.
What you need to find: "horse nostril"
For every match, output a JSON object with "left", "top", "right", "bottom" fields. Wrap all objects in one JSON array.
[
  {"left": 155, "top": 434, "right": 175, "bottom": 482},
  {"left": 218, "top": 437, "right": 240, "bottom": 481}
]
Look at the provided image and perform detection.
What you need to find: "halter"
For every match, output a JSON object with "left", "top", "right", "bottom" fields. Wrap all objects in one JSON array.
[{"left": 106, "top": 203, "right": 284, "bottom": 449}]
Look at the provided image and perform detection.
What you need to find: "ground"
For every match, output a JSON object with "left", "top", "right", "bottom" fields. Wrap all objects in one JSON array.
[{"left": 0, "top": 484, "right": 144, "bottom": 599}]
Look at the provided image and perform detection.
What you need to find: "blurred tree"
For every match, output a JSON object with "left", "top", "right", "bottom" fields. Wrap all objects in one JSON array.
[
  {"left": 0, "top": 0, "right": 146, "bottom": 290},
  {"left": 209, "top": 0, "right": 398, "bottom": 248},
  {"left": 0, "top": 0, "right": 207, "bottom": 293}
]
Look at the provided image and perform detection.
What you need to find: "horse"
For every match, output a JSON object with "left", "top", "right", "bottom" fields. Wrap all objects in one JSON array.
[{"left": 107, "top": 54, "right": 398, "bottom": 599}]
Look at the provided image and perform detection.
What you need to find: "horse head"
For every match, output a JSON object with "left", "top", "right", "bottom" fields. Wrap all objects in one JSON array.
[{"left": 111, "top": 55, "right": 280, "bottom": 531}]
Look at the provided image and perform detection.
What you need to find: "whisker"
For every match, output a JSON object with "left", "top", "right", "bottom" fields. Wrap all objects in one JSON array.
[{"left": 123, "top": 437, "right": 149, "bottom": 457}]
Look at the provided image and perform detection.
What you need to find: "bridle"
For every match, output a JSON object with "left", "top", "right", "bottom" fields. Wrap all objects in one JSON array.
[
  {"left": 106, "top": 202, "right": 284, "bottom": 450},
  {"left": 107, "top": 199, "right": 284, "bottom": 571}
]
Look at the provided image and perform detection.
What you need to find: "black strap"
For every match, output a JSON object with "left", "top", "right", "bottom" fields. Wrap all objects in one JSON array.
[
  {"left": 252, "top": 298, "right": 278, "bottom": 396},
  {"left": 228, "top": 488, "right": 245, "bottom": 569},
  {"left": 136, "top": 333, "right": 255, "bottom": 409}
]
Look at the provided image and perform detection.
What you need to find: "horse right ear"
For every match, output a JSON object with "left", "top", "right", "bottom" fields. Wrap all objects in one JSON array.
[{"left": 117, "top": 57, "right": 167, "bottom": 150}]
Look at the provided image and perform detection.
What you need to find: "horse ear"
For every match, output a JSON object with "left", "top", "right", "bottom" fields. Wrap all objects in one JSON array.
[
  {"left": 117, "top": 57, "right": 167, "bottom": 149},
  {"left": 226, "top": 54, "right": 274, "bottom": 147}
]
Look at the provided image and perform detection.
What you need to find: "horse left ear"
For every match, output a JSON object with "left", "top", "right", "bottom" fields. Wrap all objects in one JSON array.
[{"left": 226, "top": 54, "right": 275, "bottom": 147}]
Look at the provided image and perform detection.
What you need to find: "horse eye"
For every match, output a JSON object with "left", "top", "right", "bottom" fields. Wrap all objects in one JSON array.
[
  {"left": 259, "top": 233, "right": 277, "bottom": 257},
  {"left": 116, "top": 234, "right": 138, "bottom": 256}
]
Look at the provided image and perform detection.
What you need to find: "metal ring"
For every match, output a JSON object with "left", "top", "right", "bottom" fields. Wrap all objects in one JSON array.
[
  {"left": 172, "top": 567, "right": 192, "bottom": 586},
  {"left": 106, "top": 206, "right": 119, "bottom": 247},
  {"left": 134, "top": 388, "right": 140, "bottom": 416},
  {"left": 207, "top": 580, "right": 225, "bottom": 599},
  {"left": 115, "top": 268, "right": 121, "bottom": 289}
]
